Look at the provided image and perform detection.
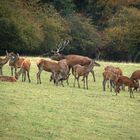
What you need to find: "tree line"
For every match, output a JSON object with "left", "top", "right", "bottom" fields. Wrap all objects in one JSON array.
[{"left": 0, "top": 0, "right": 140, "bottom": 62}]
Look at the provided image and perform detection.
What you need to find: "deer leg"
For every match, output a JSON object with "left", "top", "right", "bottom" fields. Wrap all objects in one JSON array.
[
  {"left": 60, "top": 80, "right": 64, "bottom": 87},
  {"left": 0, "top": 67, "right": 2, "bottom": 75},
  {"left": 129, "top": 87, "right": 134, "bottom": 98},
  {"left": 83, "top": 77, "right": 85, "bottom": 89},
  {"left": 102, "top": 79, "right": 106, "bottom": 91},
  {"left": 37, "top": 68, "right": 42, "bottom": 84},
  {"left": 91, "top": 70, "right": 96, "bottom": 82},
  {"left": 107, "top": 81, "right": 110, "bottom": 88},
  {"left": 73, "top": 76, "right": 76, "bottom": 87},
  {"left": 129, "top": 88, "right": 132, "bottom": 98},
  {"left": 115, "top": 84, "right": 118, "bottom": 96},
  {"left": 65, "top": 67, "right": 71, "bottom": 85},
  {"left": 27, "top": 70, "right": 31, "bottom": 83},
  {"left": 110, "top": 80, "right": 112, "bottom": 92},
  {"left": 66, "top": 78, "right": 69, "bottom": 85},
  {"left": 22, "top": 72, "right": 24, "bottom": 82},
  {"left": 11, "top": 67, "right": 13, "bottom": 76},
  {"left": 86, "top": 76, "right": 88, "bottom": 89},
  {"left": 1, "top": 68, "right": 3, "bottom": 75},
  {"left": 50, "top": 74, "right": 53, "bottom": 82},
  {"left": 77, "top": 77, "right": 80, "bottom": 88},
  {"left": 15, "top": 67, "right": 17, "bottom": 77},
  {"left": 23, "top": 72, "right": 26, "bottom": 82}
]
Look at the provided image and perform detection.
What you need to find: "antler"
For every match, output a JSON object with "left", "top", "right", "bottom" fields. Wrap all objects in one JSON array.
[
  {"left": 56, "top": 41, "right": 63, "bottom": 53},
  {"left": 51, "top": 40, "right": 70, "bottom": 54},
  {"left": 57, "top": 40, "right": 70, "bottom": 52}
]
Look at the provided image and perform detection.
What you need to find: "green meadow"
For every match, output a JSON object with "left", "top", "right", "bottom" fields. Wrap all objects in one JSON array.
[{"left": 0, "top": 57, "right": 140, "bottom": 140}]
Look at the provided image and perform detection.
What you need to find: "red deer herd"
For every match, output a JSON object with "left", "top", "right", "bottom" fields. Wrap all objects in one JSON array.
[{"left": 0, "top": 41, "right": 140, "bottom": 98}]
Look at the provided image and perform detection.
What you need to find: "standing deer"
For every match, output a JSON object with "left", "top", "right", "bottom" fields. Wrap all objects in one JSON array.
[
  {"left": 103, "top": 66, "right": 123, "bottom": 91},
  {"left": 0, "top": 51, "right": 11, "bottom": 75},
  {"left": 9, "top": 53, "right": 25, "bottom": 76},
  {"left": 50, "top": 40, "right": 100, "bottom": 82},
  {"left": 73, "top": 60, "right": 100, "bottom": 89},
  {"left": 36, "top": 58, "right": 69, "bottom": 85},
  {"left": 130, "top": 70, "right": 140, "bottom": 91},
  {"left": 102, "top": 70, "right": 118, "bottom": 92},
  {"left": 15, "top": 59, "right": 31, "bottom": 83}
]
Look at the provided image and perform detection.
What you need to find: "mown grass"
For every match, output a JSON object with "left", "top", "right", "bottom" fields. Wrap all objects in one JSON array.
[{"left": 0, "top": 57, "right": 140, "bottom": 140}]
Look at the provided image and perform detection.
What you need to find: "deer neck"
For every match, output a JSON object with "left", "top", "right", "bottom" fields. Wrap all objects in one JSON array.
[
  {"left": 0, "top": 55, "right": 9, "bottom": 66},
  {"left": 86, "top": 60, "right": 94, "bottom": 73},
  {"left": 15, "top": 68, "right": 22, "bottom": 79}
]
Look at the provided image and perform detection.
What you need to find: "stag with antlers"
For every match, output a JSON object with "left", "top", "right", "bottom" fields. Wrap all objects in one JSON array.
[{"left": 50, "top": 40, "right": 100, "bottom": 82}]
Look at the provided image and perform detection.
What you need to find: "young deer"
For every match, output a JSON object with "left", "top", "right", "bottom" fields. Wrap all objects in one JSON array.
[
  {"left": 15, "top": 59, "right": 31, "bottom": 82},
  {"left": 0, "top": 76, "right": 17, "bottom": 82},
  {"left": 73, "top": 60, "right": 100, "bottom": 89},
  {"left": 9, "top": 53, "right": 25, "bottom": 76},
  {"left": 103, "top": 65, "right": 123, "bottom": 89},
  {"left": 0, "top": 51, "right": 11, "bottom": 75},
  {"left": 36, "top": 58, "right": 69, "bottom": 85},
  {"left": 102, "top": 70, "right": 118, "bottom": 92},
  {"left": 115, "top": 76, "right": 139, "bottom": 98}
]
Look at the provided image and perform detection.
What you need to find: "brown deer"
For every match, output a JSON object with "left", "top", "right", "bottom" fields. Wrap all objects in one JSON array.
[
  {"left": 0, "top": 51, "right": 11, "bottom": 75},
  {"left": 115, "top": 76, "right": 139, "bottom": 98},
  {"left": 15, "top": 59, "right": 31, "bottom": 82},
  {"left": 53, "top": 59, "right": 70, "bottom": 86},
  {"left": 104, "top": 65, "right": 123, "bottom": 89},
  {"left": 73, "top": 60, "right": 100, "bottom": 89},
  {"left": 0, "top": 76, "right": 17, "bottom": 82},
  {"left": 130, "top": 70, "right": 140, "bottom": 91},
  {"left": 102, "top": 70, "right": 118, "bottom": 92},
  {"left": 130, "top": 70, "right": 140, "bottom": 81},
  {"left": 50, "top": 40, "right": 100, "bottom": 82},
  {"left": 9, "top": 53, "right": 25, "bottom": 76},
  {"left": 104, "top": 66, "right": 123, "bottom": 77},
  {"left": 36, "top": 58, "right": 69, "bottom": 85}
]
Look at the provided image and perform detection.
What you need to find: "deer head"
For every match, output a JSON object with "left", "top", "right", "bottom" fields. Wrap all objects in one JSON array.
[
  {"left": 93, "top": 61, "right": 100, "bottom": 67},
  {"left": 51, "top": 40, "right": 70, "bottom": 61},
  {"left": 9, "top": 53, "right": 20, "bottom": 66}
]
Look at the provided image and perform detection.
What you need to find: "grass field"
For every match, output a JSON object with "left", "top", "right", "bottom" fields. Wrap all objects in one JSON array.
[{"left": 0, "top": 57, "right": 140, "bottom": 140}]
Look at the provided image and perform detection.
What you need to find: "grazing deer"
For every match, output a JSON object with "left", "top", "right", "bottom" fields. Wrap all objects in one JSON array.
[
  {"left": 0, "top": 51, "right": 11, "bottom": 75},
  {"left": 50, "top": 40, "right": 100, "bottom": 82},
  {"left": 115, "top": 76, "right": 139, "bottom": 98},
  {"left": 0, "top": 76, "right": 17, "bottom": 82},
  {"left": 36, "top": 58, "right": 69, "bottom": 85},
  {"left": 15, "top": 59, "right": 31, "bottom": 82},
  {"left": 73, "top": 60, "right": 100, "bottom": 89},
  {"left": 9, "top": 53, "right": 25, "bottom": 76}
]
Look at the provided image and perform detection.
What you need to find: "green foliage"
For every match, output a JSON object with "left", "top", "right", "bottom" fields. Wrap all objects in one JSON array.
[
  {"left": 67, "top": 15, "right": 102, "bottom": 57},
  {"left": 0, "top": 0, "right": 44, "bottom": 54},
  {"left": 105, "top": 7, "right": 140, "bottom": 61},
  {"left": 41, "top": 0, "right": 75, "bottom": 16}
]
